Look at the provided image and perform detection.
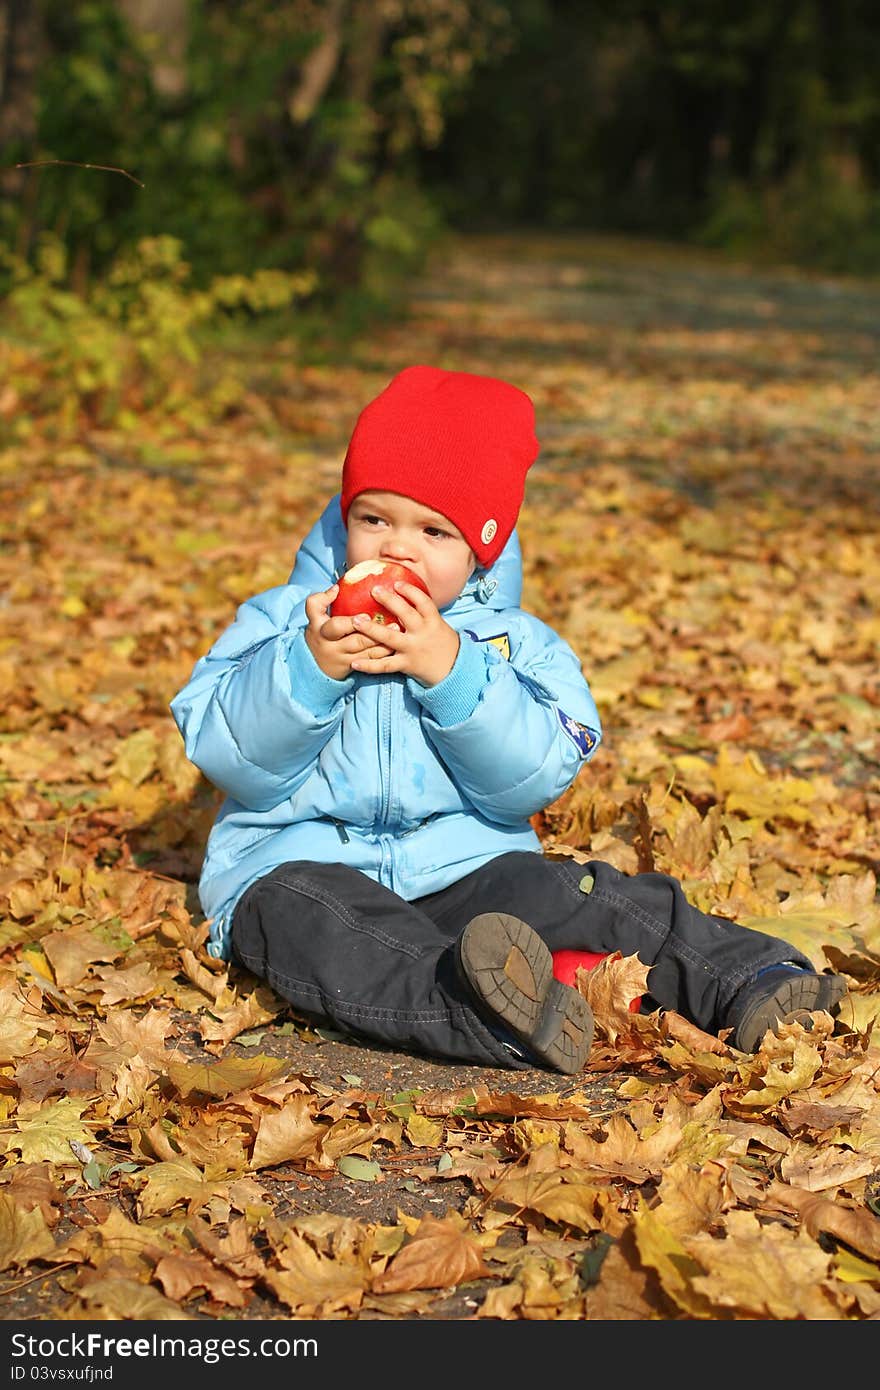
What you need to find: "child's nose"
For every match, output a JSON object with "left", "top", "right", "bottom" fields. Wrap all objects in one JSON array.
[{"left": 381, "top": 536, "right": 417, "bottom": 560}]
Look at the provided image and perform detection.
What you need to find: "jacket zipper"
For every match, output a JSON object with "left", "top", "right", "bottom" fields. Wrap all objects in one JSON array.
[{"left": 379, "top": 680, "right": 394, "bottom": 826}]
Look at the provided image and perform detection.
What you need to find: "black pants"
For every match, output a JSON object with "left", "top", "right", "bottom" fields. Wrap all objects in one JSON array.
[{"left": 230, "top": 852, "right": 812, "bottom": 1069}]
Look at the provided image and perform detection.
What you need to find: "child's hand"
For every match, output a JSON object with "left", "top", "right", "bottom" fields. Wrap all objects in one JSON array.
[
  {"left": 348, "top": 579, "right": 460, "bottom": 687},
  {"left": 304, "top": 583, "right": 395, "bottom": 681}
]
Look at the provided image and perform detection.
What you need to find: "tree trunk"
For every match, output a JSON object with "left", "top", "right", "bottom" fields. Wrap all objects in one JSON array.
[
  {"left": 345, "top": 0, "right": 387, "bottom": 108},
  {"left": 0, "top": 0, "right": 42, "bottom": 199},
  {"left": 117, "top": 0, "right": 189, "bottom": 100},
  {"left": 288, "top": 0, "right": 348, "bottom": 124}
]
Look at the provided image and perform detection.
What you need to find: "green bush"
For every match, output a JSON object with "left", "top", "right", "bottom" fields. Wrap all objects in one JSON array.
[
  {"left": 699, "top": 164, "right": 880, "bottom": 275},
  {"left": 1, "top": 233, "right": 317, "bottom": 432}
]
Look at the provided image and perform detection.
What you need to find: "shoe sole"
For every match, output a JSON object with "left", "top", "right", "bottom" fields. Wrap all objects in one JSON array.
[
  {"left": 734, "top": 972, "right": 847, "bottom": 1053},
  {"left": 459, "top": 913, "right": 594, "bottom": 1074}
]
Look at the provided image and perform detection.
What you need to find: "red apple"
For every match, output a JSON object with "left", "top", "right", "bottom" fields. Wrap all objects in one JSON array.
[{"left": 330, "top": 559, "right": 429, "bottom": 628}]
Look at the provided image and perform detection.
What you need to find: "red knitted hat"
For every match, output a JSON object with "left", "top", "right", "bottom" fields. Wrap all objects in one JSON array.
[{"left": 340, "top": 365, "right": 540, "bottom": 568}]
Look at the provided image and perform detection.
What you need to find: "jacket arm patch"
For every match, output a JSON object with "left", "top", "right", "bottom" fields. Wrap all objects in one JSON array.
[
  {"left": 556, "top": 707, "right": 598, "bottom": 757},
  {"left": 464, "top": 629, "right": 510, "bottom": 661}
]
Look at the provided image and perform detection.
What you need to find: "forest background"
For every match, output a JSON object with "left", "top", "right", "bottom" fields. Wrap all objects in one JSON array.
[{"left": 1, "top": 0, "right": 880, "bottom": 1326}]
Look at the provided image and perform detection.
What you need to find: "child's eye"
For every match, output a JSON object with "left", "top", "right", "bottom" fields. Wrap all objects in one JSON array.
[{"left": 424, "top": 526, "right": 447, "bottom": 538}]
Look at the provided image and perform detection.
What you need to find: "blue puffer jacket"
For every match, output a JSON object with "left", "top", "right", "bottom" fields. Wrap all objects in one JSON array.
[{"left": 170, "top": 496, "right": 602, "bottom": 959}]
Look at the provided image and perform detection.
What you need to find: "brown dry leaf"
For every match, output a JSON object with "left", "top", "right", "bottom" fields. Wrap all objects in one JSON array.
[
  {"left": 15, "top": 1042, "right": 100, "bottom": 1101},
  {"left": 0, "top": 986, "right": 45, "bottom": 1062},
  {"left": 71, "top": 1276, "right": 194, "bottom": 1320},
  {"left": 263, "top": 1230, "right": 367, "bottom": 1315},
  {"left": 474, "top": 1092, "right": 592, "bottom": 1121},
  {"left": 41, "top": 927, "right": 124, "bottom": 988},
  {"left": 585, "top": 1234, "right": 668, "bottom": 1320},
  {"left": 478, "top": 1170, "right": 605, "bottom": 1234},
  {"left": 372, "top": 1214, "right": 491, "bottom": 1293},
  {"left": 565, "top": 1111, "right": 683, "bottom": 1183},
  {"left": 179, "top": 946, "right": 226, "bottom": 1001},
  {"left": 319, "top": 1116, "right": 397, "bottom": 1164},
  {"left": 662, "top": 1010, "right": 730, "bottom": 1056},
  {"left": 632, "top": 1203, "right": 718, "bottom": 1320},
  {"left": 698, "top": 711, "right": 753, "bottom": 744},
  {"left": 170, "top": 1119, "right": 251, "bottom": 1178},
  {"left": 54, "top": 1206, "right": 178, "bottom": 1268},
  {"left": 585, "top": 830, "right": 639, "bottom": 874},
  {"left": 93, "top": 1006, "right": 176, "bottom": 1066},
  {"left": 477, "top": 1281, "right": 524, "bottom": 1319},
  {"left": 188, "top": 1215, "right": 267, "bottom": 1279},
  {"left": 198, "top": 984, "right": 284, "bottom": 1052},
  {"left": 479, "top": 1258, "right": 582, "bottom": 1320},
  {"left": 766, "top": 1182, "right": 880, "bottom": 1260},
  {"left": 650, "top": 1160, "right": 730, "bottom": 1237},
  {"left": 249, "top": 1095, "right": 325, "bottom": 1170},
  {"left": 153, "top": 1251, "right": 249, "bottom": 1307},
  {"left": 729, "top": 1035, "right": 825, "bottom": 1109},
  {"left": 163, "top": 1053, "right": 287, "bottom": 1099},
  {"left": 93, "top": 960, "right": 159, "bottom": 1007},
  {"left": 0, "top": 1191, "right": 57, "bottom": 1270},
  {"left": 578, "top": 952, "right": 651, "bottom": 1042},
  {"left": 0, "top": 1165, "right": 63, "bottom": 1224},
  {"left": 781, "top": 1101, "right": 865, "bottom": 1137},
  {"left": 108, "top": 1053, "right": 162, "bottom": 1121},
  {"left": 780, "top": 1144, "right": 879, "bottom": 1192},
  {"left": 686, "top": 1209, "right": 842, "bottom": 1319},
  {"left": 136, "top": 1158, "right": 222, "bottom": 1219}
]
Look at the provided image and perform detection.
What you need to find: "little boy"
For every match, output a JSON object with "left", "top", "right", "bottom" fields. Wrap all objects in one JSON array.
[{"left": 170, "top": 365, "right": 846, "bottom": 1073}]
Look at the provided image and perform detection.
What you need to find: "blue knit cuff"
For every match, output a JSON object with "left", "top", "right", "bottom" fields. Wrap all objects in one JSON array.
[
  {"left": 409, "top": 631, "right": 487, "bottom": 726},
  {"left": 287, "top": 629, "right": 353, "bottom": 716}
]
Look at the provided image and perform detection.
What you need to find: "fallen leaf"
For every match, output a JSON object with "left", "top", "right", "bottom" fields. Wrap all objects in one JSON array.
[
  {"left": 372, "top": 1214, "right": 491, "bottom": 1293},
  {"left": 0, "top": 1191, "right": 57, "bottom": 1270},
  {"left": 153, "top": 1251, "right": 248, "bottom": 1306}
]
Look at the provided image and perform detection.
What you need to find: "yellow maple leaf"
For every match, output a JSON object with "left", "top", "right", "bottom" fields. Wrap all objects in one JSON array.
[
  {"left": 8, "top": 1097, "right": 92, "bottom": 1165},
  {"left": 164, "top": 1053, "right": 287, "bottom": 1099},
  {"left": 136, "top": 1158, "right": 220, "bottom": 1219},
  {"left": 0, "top": 1191, "right": 57, "bottom": 1270},
  {"left": 687, "top": 1209, "right": 840, "bottom": 1319},
  {"left": 264, "top": 1231, "right": 366, "bottom": 1315}
]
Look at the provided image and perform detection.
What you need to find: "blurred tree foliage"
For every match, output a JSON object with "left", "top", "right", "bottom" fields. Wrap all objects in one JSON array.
[
  {"left": 0, "top": 0, "right": 511, "bottom": 309},
  {"left": 420, "top": 0, "right": 880, "bottom": 273},
  {"left": 1, "top": 0, "right": 879, "bottom": 337}
]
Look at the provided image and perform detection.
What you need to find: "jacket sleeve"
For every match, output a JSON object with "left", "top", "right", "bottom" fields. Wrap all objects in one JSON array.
[
  {"left": 409, "top": 614, "right": 601, "bottom": 824},
  {"left": 169, "top": 584, "right": 353, "bottom": 811}
]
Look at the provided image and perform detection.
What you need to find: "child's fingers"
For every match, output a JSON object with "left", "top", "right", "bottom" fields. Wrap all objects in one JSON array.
[
  {"left": 367, "top": 584, "right": 422, "bottom": 623},
  {"left": 350, "top": 650, "right": 404, "bottom": 675},
  {"left": 352, "top": 612, "right": 405, "bottom": 645},
  {"left": 391, "top": 579, "right": 433, "bottom": 613},
  {"left": 305, "top": 584, "right": 339, "bottom": 624}
]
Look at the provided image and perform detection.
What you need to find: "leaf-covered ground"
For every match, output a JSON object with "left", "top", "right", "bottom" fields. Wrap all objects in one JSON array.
[{"left": 2, "top": 233, "right": 880, "bottom": 1322}]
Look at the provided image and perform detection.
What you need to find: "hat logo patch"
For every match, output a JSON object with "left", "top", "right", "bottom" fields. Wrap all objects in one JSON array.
[{"left": 481, "top": 518, "right": 498, "bottom": 545}]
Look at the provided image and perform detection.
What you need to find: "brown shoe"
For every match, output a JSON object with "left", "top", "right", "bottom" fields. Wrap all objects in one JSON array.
[{"left": 458, "top": 913, "right": 594, "bottom": 1074}]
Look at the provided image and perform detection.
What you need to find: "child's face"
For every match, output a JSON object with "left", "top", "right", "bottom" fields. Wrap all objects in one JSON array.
[{"left": 345, "top": 491, "right": 477, "bottom": 610}]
